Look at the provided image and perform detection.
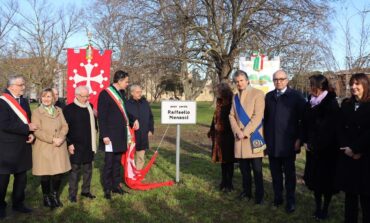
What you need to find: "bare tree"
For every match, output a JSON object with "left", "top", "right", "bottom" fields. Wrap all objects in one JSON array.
[
  {"left": 323, "top": 4, "right": 370, "bottom": 72},
  {"left": 9, "top": 0, "right": 83, "bottom": 93},
  {"left": 0, "top": 0, "right": 18, "bottom": 51}
]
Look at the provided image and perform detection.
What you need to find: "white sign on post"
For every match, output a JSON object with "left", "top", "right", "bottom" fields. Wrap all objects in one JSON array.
[
  {"left": 161, "top": 100, "right": 196, "bottom": 124},
  {"left": 161, "top": 100, "right": 197, "bottom": 183}
]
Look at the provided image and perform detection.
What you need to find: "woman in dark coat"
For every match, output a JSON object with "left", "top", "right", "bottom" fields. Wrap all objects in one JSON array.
[
  {"left": 126, "top": 84, "right": 154, "bottom": 170},
  {"left": 208, "top": 82, "right": 235, "bottom": 192},
  {"left": 302, "top": 74, "right": 339, "bottom": 220},
  {"left": 337, "top": 73, "right": 370, "bottom": 223}
]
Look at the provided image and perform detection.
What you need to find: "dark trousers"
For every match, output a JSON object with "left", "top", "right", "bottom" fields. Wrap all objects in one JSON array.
[
  {"left": 269, "top": 156, "right": 296, "bottom": 205},
  {"left": 0, "top": 171, "right": 27, "bottom": 209},
  {"left": 103, "top": 152, "right": 123, "bottom": 191},
  {"left": 345, "top": 193, "right": 370, "bottom": 223},
  {"left": 221, "top": 162, "right": 234, "bottom": 188},
  {"left": 239, "top": 158, "right": 264, "bottom": 202},
  {"left": 69, "top": 163, "right": 93, "bottom": 196}
]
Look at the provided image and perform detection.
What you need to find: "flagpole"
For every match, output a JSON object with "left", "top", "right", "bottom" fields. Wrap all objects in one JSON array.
[{"left": 176, "top": 124, "right": 180, "bottom": 183}]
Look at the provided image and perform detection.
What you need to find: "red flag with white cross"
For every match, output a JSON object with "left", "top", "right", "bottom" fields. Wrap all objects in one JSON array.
[{"left": 66, "top": 46, "right": 112, "bottom": 110}]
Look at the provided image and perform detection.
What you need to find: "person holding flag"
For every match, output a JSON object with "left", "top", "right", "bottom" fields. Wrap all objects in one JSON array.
[
  {"left": 98, "top": 70, "right": 139, "bottom": 199},
  {"left": 0, "top": 75, "right": 37, "bottom": 219},
  {"left": 229, "top": 70, "right": 265, "bottom": 205}
]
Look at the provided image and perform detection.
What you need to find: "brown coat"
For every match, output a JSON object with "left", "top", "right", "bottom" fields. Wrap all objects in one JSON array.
[
  {"left": 229, "top": 86, "right": 265, "bottom": 159},
  {"left": 32, "top": 106, "right": 71, "bottom": 176}
]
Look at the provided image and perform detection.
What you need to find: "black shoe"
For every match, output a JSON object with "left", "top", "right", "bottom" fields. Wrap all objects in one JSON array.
[
  {"left": 237, "top": 191, "right": 251, "bottom": 201},
  {"left": 255, "top": 199, "right": 264, "bottom": 205},
  {"left": 0, "top": 208, "right": 5, "bottom": 219},
  {"left": 318, "top": 210, "right": 328, "bottom": 220},
  {"left": 312, "top": 209, "right": 321, "bottom": 219},
  {"left": 43, "top": 194, "right": 55, "bottom": 208},
  {"left": 273, "top": 199, "right": 283, "bottom": 207},
  {"left": 112, "top": 187, "right": 125, "bottom": 195},
  {"left": 12, "top": 204, "right": 33, "bottom": 213},
  {"left": 81, "top": 192, "right": 96, "bottom": 199},
  {"left": 51, "top": 192, "right": 63, "bottom": 207},
  {"left": 69, "top": 196, "right": 77, "bottom": 203},
  {"left": 104, "top": 190, "right": 111, "bottom": 200},
  {"left": 285, "top": 203, "right": 295, "bottom": 213}
]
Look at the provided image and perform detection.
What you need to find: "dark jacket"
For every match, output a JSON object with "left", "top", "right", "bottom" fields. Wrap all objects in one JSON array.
[
  {"left": 302, "top": 92, "right": 340, "bottom": 193},
  {"left": 126, "top": 97, "right": 154, "bottom": 151},
  {"left": 209, "top": 101, "right": 235, "bottom": 163},
  {"left": 63, "top": 103, "right": 96, "bottom": 164},
  {"left": 98, "top": 86, "right": 132, "bottom": 153},
  {"left": 336, "top": 98, "right": 370, "bottom": 195},
  {"left": 264, "top": 87, "right": 306, "bottom": 157},
  {"left": 55, "top": 100, "right": 66, "bottom": 109},
  {"left": 0, "top": 89, "right": 32, "bottom": 174}
]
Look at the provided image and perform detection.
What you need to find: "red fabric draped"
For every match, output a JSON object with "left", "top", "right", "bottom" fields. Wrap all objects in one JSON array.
[{"left": 121, "top": 129, "right": 174, "bottom": 190}]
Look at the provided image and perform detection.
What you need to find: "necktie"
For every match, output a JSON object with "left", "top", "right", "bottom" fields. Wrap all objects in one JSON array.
[
  {"left": 16, "top": 98, "right": 20, "bottom": 104},
  {"left": 277, "top": 91, "right": 282, "bottom": 97}
]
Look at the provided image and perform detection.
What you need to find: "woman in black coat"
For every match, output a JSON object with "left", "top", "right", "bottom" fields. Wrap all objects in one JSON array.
[
  {"left": 302, "top": 74, "right": 340, "bottom": 220},
  {"left": 337, "top": 73, "right": 370, "bottom": 223},
  {"left": 207, "top": 83, "right": 235, "bottom": 193},
  {"left": 125, "top": 85, "right": 154, "bottom": 170}
]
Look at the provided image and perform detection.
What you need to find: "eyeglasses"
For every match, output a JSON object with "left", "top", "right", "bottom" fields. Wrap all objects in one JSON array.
[
  {"left": 12, "top": 83, "right": 25, "bottom": 87},
  {"left": 78, "top": 94, "right": 90, "bottom": 98},
  {"left": 273, "top": 78, "right": 287, "bottom": 82}
]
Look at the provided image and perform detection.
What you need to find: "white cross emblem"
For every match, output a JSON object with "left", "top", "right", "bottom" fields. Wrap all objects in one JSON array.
[{"left": 69, "top": 59, "right": 108, "bottom": 95}]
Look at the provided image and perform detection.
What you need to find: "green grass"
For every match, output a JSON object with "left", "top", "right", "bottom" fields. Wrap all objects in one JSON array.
[{"left": 2, "top": 102, "right": 345, "bottom": 222}]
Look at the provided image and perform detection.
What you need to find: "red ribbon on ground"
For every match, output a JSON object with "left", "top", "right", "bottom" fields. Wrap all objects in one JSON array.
[{"left": 121, "top": 128, "right": 174, "bottom": 190}]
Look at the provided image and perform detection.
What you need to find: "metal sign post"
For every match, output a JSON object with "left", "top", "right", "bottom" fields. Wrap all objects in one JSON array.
[
  {"left": 161, "top": 100, "right": 196, "bottom": 183},
  {"left": 176, "top": 124, "right": 180, "bottom": 183}
]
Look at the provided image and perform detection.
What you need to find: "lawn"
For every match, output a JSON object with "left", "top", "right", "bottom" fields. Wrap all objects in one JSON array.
[{"left": 2, "top": 102, "right": 345, "bottom": 223}]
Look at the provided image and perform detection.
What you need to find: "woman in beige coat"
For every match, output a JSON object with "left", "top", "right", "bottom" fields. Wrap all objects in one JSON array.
[
  {"left": 229, "top": 70, "right": 265, "bottom": 204},
  {"left": 32, "top": 88, "right": 71, "bottom": 209}
]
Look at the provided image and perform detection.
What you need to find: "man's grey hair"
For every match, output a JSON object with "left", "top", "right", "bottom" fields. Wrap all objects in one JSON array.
[
  {"left": 130, "top": 84, "right": 142, "bottom": 94},
  {"left": 273, "top": 69, "right": 288, "bottom": 79},
  {"left": 7, "top": 75, "right": 24, "bottom": 87},
  {"left": 75, "top": 85, "right": 90, "bottom": 95}
]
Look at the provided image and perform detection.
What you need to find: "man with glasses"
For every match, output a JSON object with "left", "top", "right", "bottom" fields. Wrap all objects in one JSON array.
[
  {"left": 63, "top": 86, "right": 97, "bottom": 203},
  {"left": 0, "top": 75, "right": 38, "bottom": 219},
  {"left": 264, "top": 70, "right": 305, "bottom": 213}
]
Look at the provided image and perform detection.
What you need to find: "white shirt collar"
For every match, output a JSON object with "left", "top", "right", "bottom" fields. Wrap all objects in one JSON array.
[{"left": 277, "top": 87, "right": 287, "bottom": 94}]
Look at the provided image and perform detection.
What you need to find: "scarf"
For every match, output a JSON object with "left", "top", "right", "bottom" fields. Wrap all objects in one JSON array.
[
  {"left": 42, "top": 104, "right": 55, "bottom": 116},
  {"left": 74, "top": 98, "right": 97, "bottom": 153},
  {"left": 310, "top": 90, "right": 328, "bottom": 108}
]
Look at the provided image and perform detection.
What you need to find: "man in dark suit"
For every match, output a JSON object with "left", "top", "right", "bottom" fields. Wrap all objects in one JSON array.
[
  {"left": 63, "top": 86, "right": 97, "bottom": 203},
  {"left": 98, "top": 70, "right": 138, "bottom": 199},
  {"left": 52, "top": 88, "right": 66, "bottom": 109},
  {"left": 264, "top": 70, "right": 305, "bottom": 213},
  {"left": 0, "top": 75, "right": 38, "bottom": 219}
]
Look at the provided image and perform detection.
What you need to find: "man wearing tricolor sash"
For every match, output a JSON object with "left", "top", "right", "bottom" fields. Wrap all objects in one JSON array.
[
  {"left": 0, "top": 75, "right": 38, "bottom": 219},
  {"left": 98, "top": 70, "right": 138, "bottom": 199},
  {"left": 229, "top": 70, "right": 265, "bottom": 205}
]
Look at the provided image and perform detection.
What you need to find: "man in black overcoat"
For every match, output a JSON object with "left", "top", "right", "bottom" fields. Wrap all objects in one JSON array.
[
  {"left": 63, "top": 86, "right": 97, "bottom": 202},
  {"left": 0, "top": 75, "right": 38, "bottom": 219},
  {"left": 97, "top": 70, "right": 138, "bottom": 199},
  {"left": 126, "top": 85, "right": 154, "bottom": 170},
  {"left": 264, "top": 70, "right": 305, "bottom": 213},
  {"left": 52, "top": 88, "right": 66, "bottom": 109}
]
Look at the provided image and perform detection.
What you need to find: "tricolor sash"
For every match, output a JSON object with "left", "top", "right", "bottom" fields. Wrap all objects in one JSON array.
[
  {"left": 0, "top": 93, "right": 30, "bottom": 124},
  {"left": 234, "top": 94, "right": 266, "bottom": 153},
  {"left": 105, "top": 86, "right": 174, "bottom": 190},
  {"left": 105, "top": 86, "right": 132, "bottom": 142}
]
